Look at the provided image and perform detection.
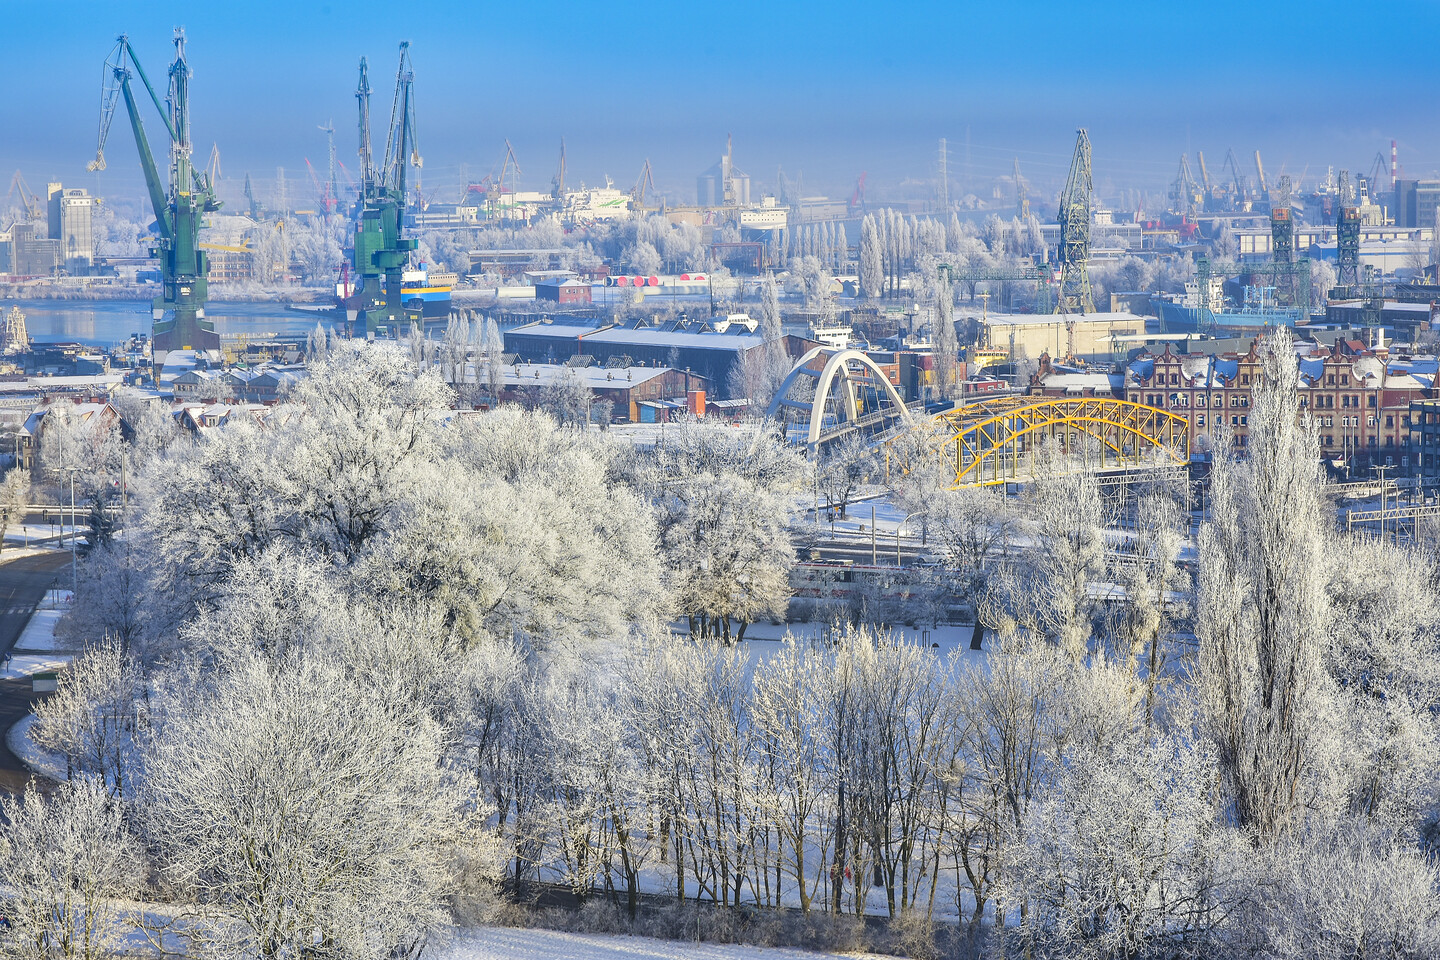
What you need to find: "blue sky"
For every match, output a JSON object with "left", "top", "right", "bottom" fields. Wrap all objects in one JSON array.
[{"left": 5, "top": 0, "right": 1439, "bottom": 208}]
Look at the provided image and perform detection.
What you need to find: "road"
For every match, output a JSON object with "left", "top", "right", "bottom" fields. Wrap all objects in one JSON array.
[{"left": 0, "top": 551, "right": 71, "bottom": 793}]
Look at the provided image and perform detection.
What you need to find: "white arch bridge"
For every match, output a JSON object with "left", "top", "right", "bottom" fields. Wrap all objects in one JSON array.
[{"left": 764, "top": 346, "right": 915, "bottom": 450}]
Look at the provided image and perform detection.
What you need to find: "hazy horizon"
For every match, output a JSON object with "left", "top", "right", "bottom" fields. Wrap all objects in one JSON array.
[{"left": 6, "top": 0, "right": 1440, "bottom": 211}]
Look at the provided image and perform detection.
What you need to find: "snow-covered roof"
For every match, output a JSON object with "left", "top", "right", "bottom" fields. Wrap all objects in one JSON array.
[
  {"left": 1040, "top": 372, "right": 1124, "bottom": 393},
  {"left": 973, "top": 311, "right": 1147, "bottom": 327}
]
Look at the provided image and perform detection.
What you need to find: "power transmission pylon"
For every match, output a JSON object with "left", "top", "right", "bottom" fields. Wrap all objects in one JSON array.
[{"left": 1056, "top": 129, "right": 1093, "bottom": 316}]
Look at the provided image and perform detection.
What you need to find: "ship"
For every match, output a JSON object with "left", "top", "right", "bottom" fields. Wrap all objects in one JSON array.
[
  {"left": 1157, "top": 279, "right": 1301, "bottom": 334},
  {"left": 738, "top": 195, "right": 788, "bottom": 232},
  {"left": 335, "top": 263, "right": 454, "bottom": 326},
  {"left": 402, "top": 267, "right": 455, "bottom": 319}
]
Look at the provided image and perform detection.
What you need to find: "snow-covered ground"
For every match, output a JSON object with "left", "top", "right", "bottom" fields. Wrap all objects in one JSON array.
[
  {"left": 2, "top": 589, "right": 74, "bottom": 681},
  {"left": 5, "top": 713, "right": 67, "bottom": 782},
  {"left": 3, "top": 587, "right": 75, "bottom": 781},
  {"left": 2, "top": 522, "right": 82, "bottom": 546},
  {"left": 437, "top": 928, "right": 889, "bottom": 960}
]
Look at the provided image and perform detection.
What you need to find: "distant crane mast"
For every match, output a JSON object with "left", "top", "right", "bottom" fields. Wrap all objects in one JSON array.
[
  {"left": 1056, "top": 128, "right": 1094, "bottom": 317},
  {"left": 497, "top": 139, "right": 521, "bottom": 217},
  {"left": 319, "top": 120, "right": 338, "bottom": 217},
  {"left": 552, "top": 138, "right": 566, "bottom": 199},
  {"left": 382, "top": 41, "right": 421, "bottom": 210},
  {"left": 1254, "top": 150, "right": 1269, "bottom": 198},
  {"left": 356, "top": 56, "right": 374, "bottom": 188},
  {"left": 632, "top": 158, "right": 654, "bottom": 209},
  {"left": 1013, "top": 157, "right": 1029, "bottom": 220}
]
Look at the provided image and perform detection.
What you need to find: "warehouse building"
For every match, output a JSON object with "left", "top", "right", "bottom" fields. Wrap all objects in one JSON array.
[{"left": 504, "top": 318, "right": 819, "bottom": 399}]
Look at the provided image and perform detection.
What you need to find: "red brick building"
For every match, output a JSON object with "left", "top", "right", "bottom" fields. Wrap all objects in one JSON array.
[{"left": 1125, "top": 339, "right": 1433, "bottom": 471}]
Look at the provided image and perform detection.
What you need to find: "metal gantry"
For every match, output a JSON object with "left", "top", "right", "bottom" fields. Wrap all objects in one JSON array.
[
  {"left": 1056, "top": 129, "right": 1094, "bottom": 316},
  {"left": 932, "top": 396, "right": 1190, "bottom": 488}
]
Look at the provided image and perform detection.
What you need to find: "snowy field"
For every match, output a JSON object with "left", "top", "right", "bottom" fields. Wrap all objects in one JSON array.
[{"left": 437, "top": 928, "right": 889, "bottom": 960}]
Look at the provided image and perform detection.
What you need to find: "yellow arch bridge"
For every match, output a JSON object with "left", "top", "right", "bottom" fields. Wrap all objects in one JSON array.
[{"left": 931, "top": 396, "right": 1190, "bottom": 488}]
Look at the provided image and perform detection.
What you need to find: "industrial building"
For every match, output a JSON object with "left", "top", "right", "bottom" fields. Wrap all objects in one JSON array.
[
  {"left": 1393, "top": 180, "right": 1440, "bottom": 229},
  {"left": 969, "top": 311, "right": 1148, "bottom": 361},
  {"left": 503, "top": 318, "right": 818, "bottom": 399},
  {"left": 47, "top": 183, "right": 95, "bottom": 271},
  {"left": 1410, "top": 397, "right": 1440, "bottom": 492},
  {"left": 486, "top": 362, "right": 704, "bottom": 422},
  {"left": 4, "top": 221, "right": 62, "bottom": 277}
]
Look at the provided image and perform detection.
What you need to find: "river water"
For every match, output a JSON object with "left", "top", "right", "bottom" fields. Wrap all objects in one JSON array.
[{"left": 0, "top": 299, "right": 334, "bottom": 349}]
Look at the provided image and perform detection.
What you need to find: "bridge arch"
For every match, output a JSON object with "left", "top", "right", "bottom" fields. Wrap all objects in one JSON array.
[
  {"left": 931, "top": 396, "right": 1190, "bottom": 487},
  {"left": 766, "top": 346, "right": 913, "bottom": 450}
]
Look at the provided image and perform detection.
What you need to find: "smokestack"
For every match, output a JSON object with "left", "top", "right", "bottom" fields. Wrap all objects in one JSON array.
[{"left": 1391, "top": 139, "right": 1398, "bottom": 190}]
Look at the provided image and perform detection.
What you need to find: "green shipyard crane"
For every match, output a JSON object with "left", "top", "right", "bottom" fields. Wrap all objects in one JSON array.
[
  {"left": 342, "top": 43, "right": 421, "bottom": 338},
  {"left": 89, "top": 30, "right": 221, "bottom": 361}
]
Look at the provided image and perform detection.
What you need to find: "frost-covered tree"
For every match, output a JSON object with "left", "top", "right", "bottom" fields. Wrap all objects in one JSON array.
[
  {"left": 39, "top": 403, "right": 122, "bottom": 497},
  {"left": 0, "top": 778, "right": 139, "bottom": 960},
  {"left": 931, "top": 269, "right": 960, "bottom": 401},
  {"left": 1197, "top": 330, "right": 1330, "bottom": 839},
  {"left": 0, "top": 465, "right": 28, "bottom": 554},
  {"left": 539, "top": 368, "right": 593, "bottom": 429},
  {"left": 662, "top": 470, "right": 792, "bottom": 642},
  {"left": 483, "top": 315, "right": 504, "bottom": 400},
  {"left": 860, "top": 215, "right": 884, "bottom": 299},
  {"left": 32, "top": 638, "right": 143, "bottom": 796},
  {"left": 1224, "top": 821, "right": 1440, "bottom": 959},
  {"left": 142, "top": 651, "right": 466, "bottom": 960}
]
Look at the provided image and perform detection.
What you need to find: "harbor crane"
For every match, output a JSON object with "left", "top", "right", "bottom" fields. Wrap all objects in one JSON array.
[
  {"left": 1055, "top": 128, "right": 1094, "bottom": 317},
  {"left": 6, "top": 171, "right": 42, "bottom": 220},
  {"left": 632, "top": 159, "right": 655, "bottom": 209},
  {"left": 343, "top": 43, "right": 422, "bottom": 338},
  {"left": 89, "top": 30, "right": 220, "bottom": 362},
  {"left": 552, "top": 139, "right": 566, "bottom": 199}
]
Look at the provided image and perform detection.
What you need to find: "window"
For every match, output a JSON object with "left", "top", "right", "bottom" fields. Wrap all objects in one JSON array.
[
  {"left": 1196, "top": 394, "right": 1206, "bottom": 408},
  {"left": 1240, "top": 416, "right": 1247, "bottom": 425},
  {"left": 1240, "top": 397, "right": 1249, "bottom": 407},
  {"left": 1170, "top": 374, "right": 1178, "bottom": 385},
  {"left": 1386, "top": 415, "right": 1394, "bottom": 428},
  {"left": 1323, "top": 416, "right": 1333, "bottom": 426},
  {"left": 1242, "top": 374, "right": 1250, "bottom": 385},
  {"left": 1368, "top": 436, "right": 1377, "bottom": 447},
  {"left": 1231, "top": 415, "right": 1239, "bottom": 425},
  {"left": 1368, "top": 395, "right": 1377, "bottom": 407},
  {"left": 1328, "top": 375, "right": 1336, "bottom": 385},
  {"left": 1212, "top": 394, "right": 1221, "bottom": 406},
  {"left": 1197, "top": 415, "right": 1206, "bottom": 427},
  {"left": 1367, "top": 416, "right": 1376, "bottom": 427}
]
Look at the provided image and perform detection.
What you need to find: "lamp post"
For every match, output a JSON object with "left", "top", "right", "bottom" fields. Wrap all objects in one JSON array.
[
  {"left": 896, "top": 512, "right": 924, "bottom": 568},
  {"left": 66, "top": 467, "right": 79, "bottom": 595}
]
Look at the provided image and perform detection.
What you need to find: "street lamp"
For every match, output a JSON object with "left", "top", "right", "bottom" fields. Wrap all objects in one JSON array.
[
  {"left": 896, "top": 511, "right": 925, "bottom": 568},
  {"left": 66, "top": 467, "right": 79, "bottom": 596}
]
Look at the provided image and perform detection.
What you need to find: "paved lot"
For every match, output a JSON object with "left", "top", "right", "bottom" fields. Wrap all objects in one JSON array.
[{"left": 0, "top": 551, "right": 72, "bottom": 792}]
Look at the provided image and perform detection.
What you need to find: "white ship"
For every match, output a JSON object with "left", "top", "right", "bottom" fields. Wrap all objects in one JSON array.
[{"left": 739, "top": 195, "right": 788, "bottom": 231}]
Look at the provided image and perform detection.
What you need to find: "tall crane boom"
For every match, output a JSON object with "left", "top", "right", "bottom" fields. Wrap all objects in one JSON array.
[
  {"left": 1056, "top": 128, "right": 1094, "bottom": 316},
  {"left": 1254, "top": 150, "right": 1269, "bottom": 196},
  {"left": 356, "top": 57, "right": 374, "bottom": 188}
]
